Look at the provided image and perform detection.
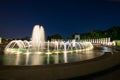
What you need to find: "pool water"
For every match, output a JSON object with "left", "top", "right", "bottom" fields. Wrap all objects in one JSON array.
[{"left": 0, "top": 47, "right": 112, "bottom": 65}]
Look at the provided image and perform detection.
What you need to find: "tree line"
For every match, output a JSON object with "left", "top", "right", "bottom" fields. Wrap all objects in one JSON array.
[
  {"left": 47, "top": 26, "right": 120, "bottom": 41},
  {"left": 79, "top": 26, "right": 120, "bottom": 41}
]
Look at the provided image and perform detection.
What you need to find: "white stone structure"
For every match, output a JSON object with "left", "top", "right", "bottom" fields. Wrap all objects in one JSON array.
[
  {"left": 81, "top": 37, "right": 114, "bottom": 46},
  {"left": 74, "top": 35, "right": 80, "bottom": 41}
]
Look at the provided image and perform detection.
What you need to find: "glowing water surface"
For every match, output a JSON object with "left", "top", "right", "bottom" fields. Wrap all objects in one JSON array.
[{"left": 0, "top": 47, "right": 112, "bottom": 65}]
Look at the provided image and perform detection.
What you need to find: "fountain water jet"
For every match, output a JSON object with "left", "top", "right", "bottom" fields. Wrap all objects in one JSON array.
[
  {"left": 4, "top": 25, "right": 94, "bottom": 54},
  {"left": 31, "top": 25, "right": 45, "bottom": 52}
]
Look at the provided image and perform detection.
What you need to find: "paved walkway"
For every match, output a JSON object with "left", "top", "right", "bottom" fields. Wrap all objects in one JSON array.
[
  {"left": 68, "top": 63, "right": 120, "bottom": 80},
  {"left": 68, "top": 50, "right": 120, "bottom": 80}
]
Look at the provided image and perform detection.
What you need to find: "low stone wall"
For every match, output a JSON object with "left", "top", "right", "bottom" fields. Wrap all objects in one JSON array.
[{"left": 0, "top": 52, "right": 120, "bottom": 80}]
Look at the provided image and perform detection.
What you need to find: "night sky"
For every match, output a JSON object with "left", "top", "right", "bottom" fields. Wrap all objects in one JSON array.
[{"left": 0, "top": 0, "right": 120, "bottom": 39}]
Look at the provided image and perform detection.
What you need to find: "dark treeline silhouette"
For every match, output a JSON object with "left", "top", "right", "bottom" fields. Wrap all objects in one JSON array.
[
  {"left": 67, "top": 26, "right": 120, "bottom": 41},
  {"left": 46, "top": 34, "right": 63, "bottom": 41}
]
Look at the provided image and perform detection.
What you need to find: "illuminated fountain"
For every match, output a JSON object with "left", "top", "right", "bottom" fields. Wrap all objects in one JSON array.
[
  {"left": 4, "top": 25, "right": 94, "bottom": 54},
  {"left": 31, "top": 25, "right": 45, "bottom": 52},
  {"left": 2, "top": 25, "right": 113, "bottom": 66}
]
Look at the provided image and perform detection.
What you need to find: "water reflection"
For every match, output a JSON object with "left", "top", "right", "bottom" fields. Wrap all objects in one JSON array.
[
  {"left": 25, "top": 52, "right": 30, "bottom": 65},
  {"left": 15, "top": 54, "right": 20, "bottom": 65},
  {"left": 64, "top": 51, "right": 68, "bottom": 63},
  {"left": 1, "top": 47, "right": 112, "bottom": 65},
  {"left": 54, "top": 53, "right": 59, "bottom": 64}
]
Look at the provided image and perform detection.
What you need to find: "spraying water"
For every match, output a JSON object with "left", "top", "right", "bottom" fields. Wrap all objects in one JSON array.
[
  {"left": 4, "top": 25, "right": 94, "bottom": 54},
  {"left": 31, "top": 25, "right": 45, "bottom": 51}
]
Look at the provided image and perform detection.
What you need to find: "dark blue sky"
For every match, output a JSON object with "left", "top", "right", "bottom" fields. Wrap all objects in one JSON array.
[{"left": 0, "top": 0, "right": 120, "bottom": 38}]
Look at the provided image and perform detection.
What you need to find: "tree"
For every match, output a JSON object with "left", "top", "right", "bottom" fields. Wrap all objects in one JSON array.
[
  {"left": 46, "top": 34, "right": 63, "bottom": 41},
  {"left": 21, "top": 36, "right": 30, "bottom": 41},
  {"left": 68, "top": 26, "right": 120, "bottom": 41}
]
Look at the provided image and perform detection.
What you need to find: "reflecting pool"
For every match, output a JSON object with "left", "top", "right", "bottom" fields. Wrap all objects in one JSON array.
[{"left": 0, "top": 47, "right": 112, "bottom": 65}]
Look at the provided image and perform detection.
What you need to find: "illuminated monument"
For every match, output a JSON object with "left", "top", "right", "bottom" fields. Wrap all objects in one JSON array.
[{"left": 4, "top": 25, "right": 93, "bottom": 54}]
